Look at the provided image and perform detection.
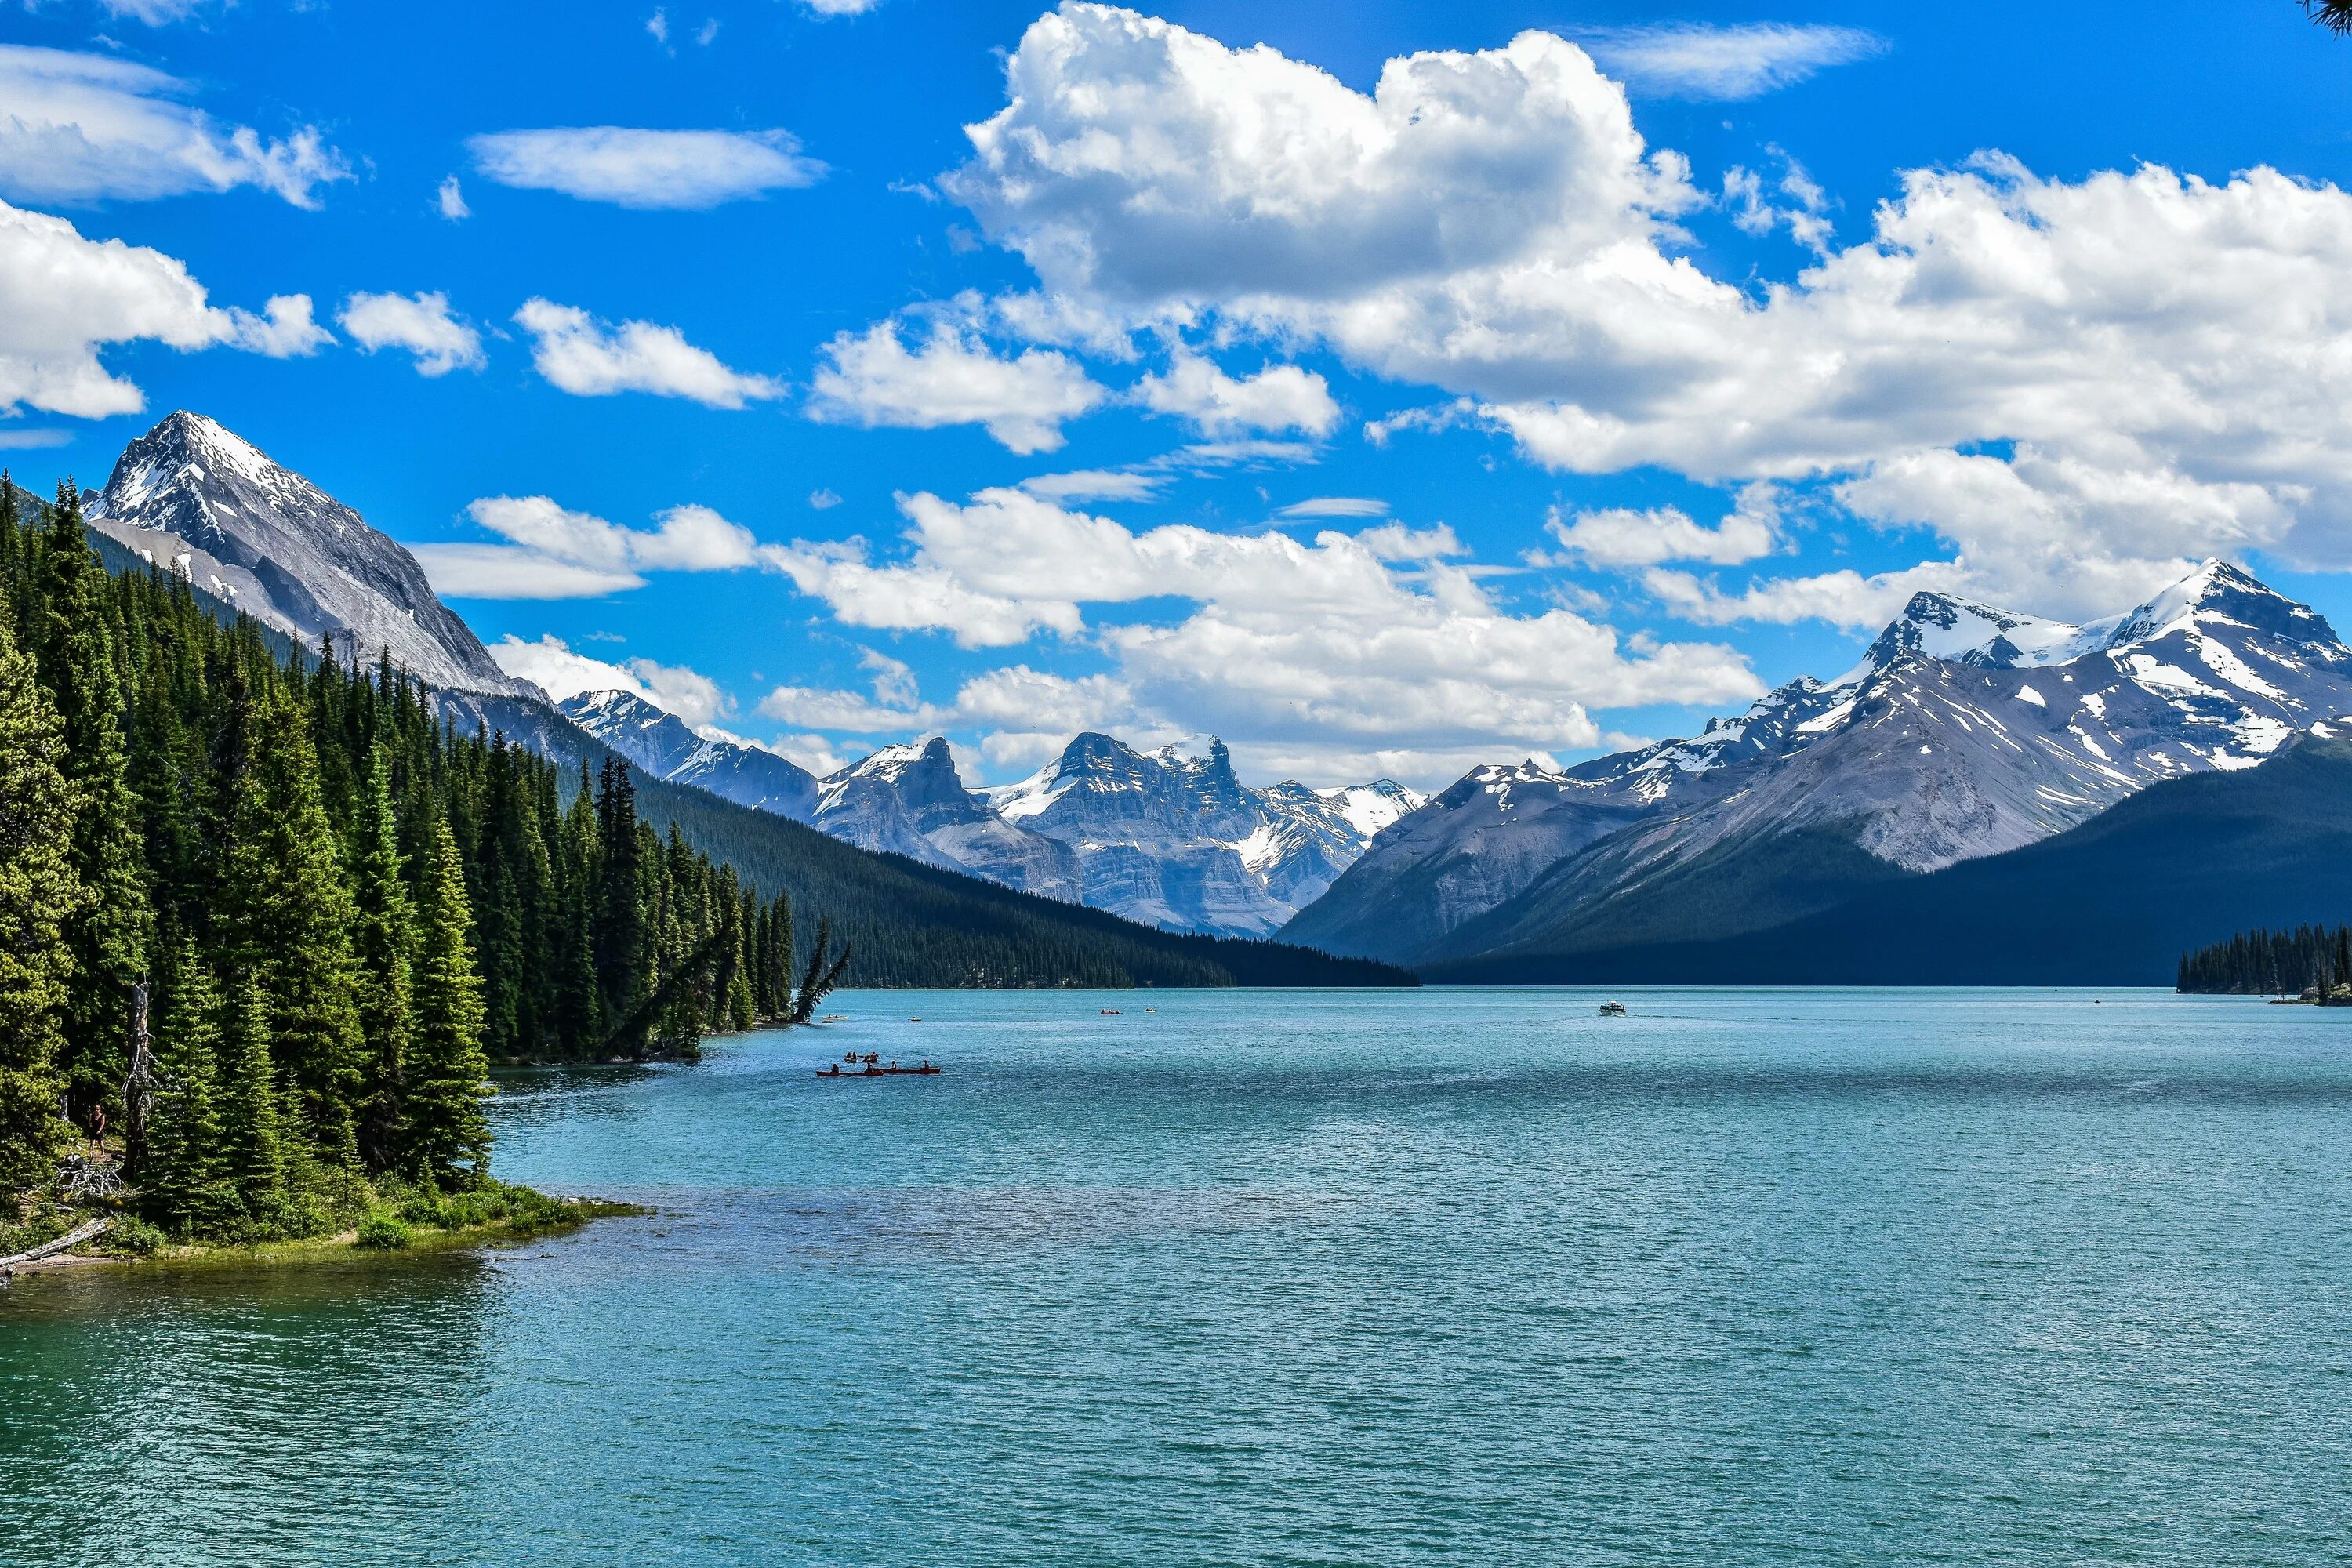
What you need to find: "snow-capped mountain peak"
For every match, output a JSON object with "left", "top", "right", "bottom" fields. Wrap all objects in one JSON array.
[
  {"left": 86, "top": 412, "right": 530, "bottom": 696},
  {"left": 1862, "top": 590, "right": 2104, "bottom": 673},
  {"left": 1287, "top": 559, "right": 2352, "bottom": 966}
]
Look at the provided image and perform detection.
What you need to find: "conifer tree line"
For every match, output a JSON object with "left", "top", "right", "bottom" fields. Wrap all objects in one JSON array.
[
  {"left": 0, "top": 479, "right": 838, "bottom": 1238},
  {"left": 2177, "top": 924, "right": 2352, "bottom": 999}
]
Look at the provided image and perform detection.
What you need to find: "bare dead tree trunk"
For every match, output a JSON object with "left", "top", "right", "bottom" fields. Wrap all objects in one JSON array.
[{"left": 122, "top": 982, "right": 153, "bottom": 1178}]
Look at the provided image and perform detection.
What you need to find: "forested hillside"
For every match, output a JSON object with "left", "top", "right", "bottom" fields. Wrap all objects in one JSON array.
[{"left": 0, "top": 478, "right": 830, "bottom": 1243}]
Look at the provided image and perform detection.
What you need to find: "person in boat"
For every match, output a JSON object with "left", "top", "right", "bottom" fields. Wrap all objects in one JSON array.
[{"left": 862, "top": 1051, "right": 879, "bottom": 1066}]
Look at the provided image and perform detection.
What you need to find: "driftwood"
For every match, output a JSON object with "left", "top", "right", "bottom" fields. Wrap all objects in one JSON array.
[{"left": 0, "top": 1217, "right": 111, "bottom": 1272}]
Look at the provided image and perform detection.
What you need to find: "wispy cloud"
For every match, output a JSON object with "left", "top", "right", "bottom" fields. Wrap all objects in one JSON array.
[
  {"left": 467, "top": 126, "right": 824, "bottom": 209},
  {"left": 1577, "top": 23, "right": 1887, "bottom": 100}
]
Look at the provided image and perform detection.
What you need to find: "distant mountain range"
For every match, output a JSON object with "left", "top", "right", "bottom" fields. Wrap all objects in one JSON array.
[
  {"left": 58, "top": 410, "right": 2352, "bottom": 985},
  {"left": 1421, "top": 731, "right": 2352, "bottom": 987},
  {"left": 1286, "top": 562, "right": 2352, "bottom": 973},
  {"left": 564, "top": 691, "right": 1423, "bottom": 937}
]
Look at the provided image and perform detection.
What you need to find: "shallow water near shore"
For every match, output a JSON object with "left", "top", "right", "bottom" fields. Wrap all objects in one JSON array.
[{"left": 6, "top": 986, "right": 2352, "bottom": 1566}]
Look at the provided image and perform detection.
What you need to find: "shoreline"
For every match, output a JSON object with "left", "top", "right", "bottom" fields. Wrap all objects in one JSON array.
[{"left": 2, "top": 1195, "right": 643, "bottom": 1279}]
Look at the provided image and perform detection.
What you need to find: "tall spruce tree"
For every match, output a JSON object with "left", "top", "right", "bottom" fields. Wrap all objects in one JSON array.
[
  {"left": 0, "top": 614, "right": 85, "bottom": 1192},
  {"left": 219, "top": 684, "right": 364, "bottom": 1160},
  {"left": 350, "top": 746, "right": 416, "bottom": 1173},
  {"left": 217, "top": 974, "right": 285, "bottom": 1211},
  {"left": 35, "top": 483, "right": 149, "bottom": 1131},
  {"left": 408, "top": 814, "right": 490, "bottom": 1185},
  {"left": 143, "top": 929, "right": 227, "bottom": 1232}
]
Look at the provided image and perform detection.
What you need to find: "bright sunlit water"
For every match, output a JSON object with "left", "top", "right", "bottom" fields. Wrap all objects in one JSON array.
[{"left": 6, "top": 987, "right": 2352, "bottom": 1566}]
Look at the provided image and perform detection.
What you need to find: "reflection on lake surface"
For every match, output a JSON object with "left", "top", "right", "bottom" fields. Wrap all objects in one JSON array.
[{"left": 6, "top": 987, "right": 2352, "bottom": 1566}]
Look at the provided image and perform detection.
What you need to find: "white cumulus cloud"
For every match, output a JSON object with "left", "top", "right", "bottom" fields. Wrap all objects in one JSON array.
[
  {"left": 467, "top": 127, "right": 824, "bottom": 209},
  {"left": 488, "top": 634, "right": 736, "bottom": 732},
  {"left": 1133, "top": 351, "right": 1340, "bottom": 438},
  {"left": 416, "top": 495, "right": 760, "bottom": 600},
  {"left": 338, "top": 291, "right": 485, "bottom": 376},
  {"left": 514, "top": 298, "right": 783, "bottom": 407},
  {"left": 941, "top": 6, "right": 2352, "bottom": 622},
  {"left": 0, "top": 45, "right": 350, "bottom": 207},
  {"left": 0, "top": 199, "right": 314, "bottom": 417},
  {"left": 808, "top": 315, "right": 1105, "bottom": 453},
  {"left": 757, "top": 485, "right": 1762, "bottom": 773},
  {"left": 1544, "top": 486, "right": 1780, "bottom": 569}
]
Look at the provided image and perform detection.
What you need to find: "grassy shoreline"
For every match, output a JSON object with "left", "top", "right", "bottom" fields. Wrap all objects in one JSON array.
[{"left": 3, "top": 1189, "right": 644, "bottom": 1277}]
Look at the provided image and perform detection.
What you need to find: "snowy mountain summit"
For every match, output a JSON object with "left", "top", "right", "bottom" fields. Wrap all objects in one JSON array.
[
  {"left": 86, "top": 412, "right": 530, "bottom": 695},
  {"left": 1286, "top": 560, "right": 2352, "bottom": 966}
]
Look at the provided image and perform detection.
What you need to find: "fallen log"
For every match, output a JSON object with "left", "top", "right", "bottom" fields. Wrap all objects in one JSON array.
[{"left": 0, "top": 1217, "right": 112, "bottom": 1272}]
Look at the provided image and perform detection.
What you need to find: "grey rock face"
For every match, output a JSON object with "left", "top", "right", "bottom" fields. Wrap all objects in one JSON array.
[
  {"left": 86, "top": 412, "right": 529, "bottom": 695},
  {"left": 811, "top": 739, "right": 1083, "bottom": 901},
  {"left": 1287, "top": 560, "right": 2352, "bottom": 965},
  {"left": 981, "top": 735, "right": 1424, "bottom": 936},
  {"left": 558, "top": 689, "right": 820, "bottom": 822}
]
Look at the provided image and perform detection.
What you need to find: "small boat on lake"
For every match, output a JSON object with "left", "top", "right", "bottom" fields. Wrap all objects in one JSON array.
[
  {"left": 1599, "top": 1001, "right": 1628, "bottom": 1017},
  {"left": 817, "top": 1051, "right": 942, "bottom": 1079}
]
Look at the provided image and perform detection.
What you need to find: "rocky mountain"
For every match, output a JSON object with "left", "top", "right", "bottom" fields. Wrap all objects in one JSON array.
[
  {"left": 85, "top": 412, "right": 531, "bottom": 695},
  {"left": 1285, "top": 561, "right": 2352, "bottom": 967},
  {"left": 559, "top": 688, "right": 820, "bottom": 822},
  {"left": 555, "top": 702, "right": 1419, "bottom": 935},
  {"left": 978, "top": 735, "right": 1422, "bottom": 935},
  {"left": 1425, "top": 731, "right": 2352, "bottom": 987},
  {"left": 812, "top": 739, "right": 1085, "bottom": 902}
]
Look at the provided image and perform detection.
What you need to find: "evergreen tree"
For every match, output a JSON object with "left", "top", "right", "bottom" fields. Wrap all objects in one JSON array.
[
  {"left": 350, "top": 746, "right": 416, "bottom": 1172},
  {"left": 407, "top": 814, "right": 490, "bottom": 1185},
  {"left": 143, "top": 929, "right": 227, "bottom": 1231},
  {"left": 217, "top": 974, "right": 285, "bottom": 1210},
  {"left": 36, "top": 483, "right": 149, "bottom": 1131},
  {"left": 0, "top": 615, "right": 83, "bottom": 1191},
  {"left": 219, "top": 684, "right": 365, "bottom": 1161}
]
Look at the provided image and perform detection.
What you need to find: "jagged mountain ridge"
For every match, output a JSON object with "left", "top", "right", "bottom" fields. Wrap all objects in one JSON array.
[
  {"left": 980, "top": 734, "right": 1424, "bottom": 935},
  {"left": 568, "top": 701, "right": 1427, "bottom": 936},
  {"left": 85, "top": 412, "right": 532, "bottom": 696},
  {"left": 1284, "top": 561, "right": 2352, "bottom": 967}
]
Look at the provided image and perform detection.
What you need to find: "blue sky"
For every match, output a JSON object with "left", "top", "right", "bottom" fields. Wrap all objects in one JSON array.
[{"left": 9, "top": 0, "right": 2352, "bottom": 786}]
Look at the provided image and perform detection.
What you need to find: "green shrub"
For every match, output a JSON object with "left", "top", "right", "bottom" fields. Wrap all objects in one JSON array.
[
  {"left": 354, "top": 1213, "right": 412, "bottom": 1250},
  {"left": 103, "top": 1216, "right": 164, "bottom": 1256}
]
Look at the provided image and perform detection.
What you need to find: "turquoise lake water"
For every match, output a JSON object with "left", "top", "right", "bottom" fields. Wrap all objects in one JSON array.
[{"left": 6, "top": 987, "right": 2352, "bottom": 1566}]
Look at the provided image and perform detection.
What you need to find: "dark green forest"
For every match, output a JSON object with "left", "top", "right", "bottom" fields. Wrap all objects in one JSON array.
[
  {"left": 2177, "top": 924, "right": 2352, "bottom": 998},
  {"left": 0, "top": 479, "right": 837, "bottom": 1244}
]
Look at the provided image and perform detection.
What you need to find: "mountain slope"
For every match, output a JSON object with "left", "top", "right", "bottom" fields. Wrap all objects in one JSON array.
[
  {"left": 85, "top": 412, "right": 528, "bottom": 695},
  {"left": 1288, "top": 563, "right": 2352, "bottom": 967},
  {"left": 1424, "top": 733, "right": 2352, "bottom": 986},
  {"left": 579, "top": 710, "right": 1425, "bottom": 937}
]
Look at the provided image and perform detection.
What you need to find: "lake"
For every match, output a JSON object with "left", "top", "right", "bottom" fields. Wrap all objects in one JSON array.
[{"left": 6, "top": 987, "right": 2352, "bottom": 1566}]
